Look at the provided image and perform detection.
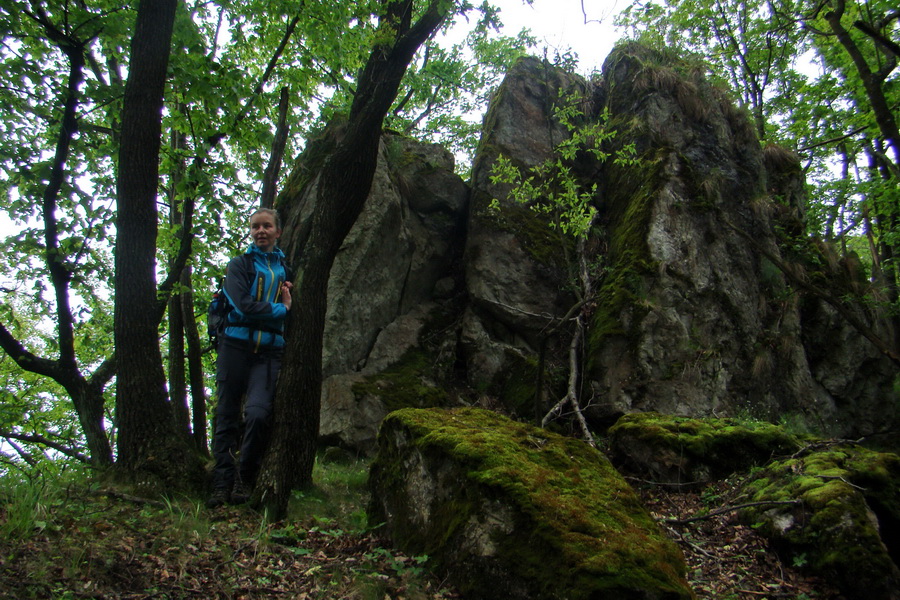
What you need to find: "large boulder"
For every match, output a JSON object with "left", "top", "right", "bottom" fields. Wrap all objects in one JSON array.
[
  {"left": 279, "top": 132, "right": 468, "bottom": 379},
  {"left": 278, "top": 131, "right": 468, "bottom": 453},
  {"left": 582, "top": 43, "right": 896, "bottom": 437},
  {"left": 585, "top": 43, "right": 811, "bottom": 425},
  {"left": 461, "top": 56, "right": 586, "bottom": 411},
  {"left": 368, "top": 407, "right": 695, "bottom": 600}
]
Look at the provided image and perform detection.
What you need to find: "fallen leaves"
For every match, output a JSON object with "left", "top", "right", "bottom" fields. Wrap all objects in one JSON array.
[{"left": 638, "top": 479, "right": 845, "bottom": 600}]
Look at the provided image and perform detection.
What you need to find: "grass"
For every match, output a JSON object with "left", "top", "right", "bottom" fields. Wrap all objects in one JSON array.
[{"left": 0, "top": 454, "right": 455, "bottom": 600}]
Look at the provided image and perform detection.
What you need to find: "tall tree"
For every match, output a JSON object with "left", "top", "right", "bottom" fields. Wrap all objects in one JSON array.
[
  {"left": 113, "top": 0, "right": 202, "bottom": 488},
  {"left": 0, "top": 1, "right": 119, "bottom": 466},
  {"left": 255, "top": 0, "right": 454, "bottom": 518}
]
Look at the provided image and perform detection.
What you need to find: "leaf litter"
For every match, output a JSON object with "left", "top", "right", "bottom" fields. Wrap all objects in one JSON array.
[{"left": 0, "top": 478, "right": 848, "bottom": 599}]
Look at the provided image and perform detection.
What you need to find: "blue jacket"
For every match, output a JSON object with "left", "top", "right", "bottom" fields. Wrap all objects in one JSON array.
[{"left": 222, "top": 245, "right": 291, "bottom": 351}]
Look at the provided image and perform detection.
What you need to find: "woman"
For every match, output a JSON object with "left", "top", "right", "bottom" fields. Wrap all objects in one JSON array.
[{"left": 207, "top": 208, "right": 293, "bottom": 508}]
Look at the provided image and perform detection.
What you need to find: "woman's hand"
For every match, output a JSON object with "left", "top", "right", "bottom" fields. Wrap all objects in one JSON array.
[{"left": 282, "top": 281, "right": 294, "bottom": 311}]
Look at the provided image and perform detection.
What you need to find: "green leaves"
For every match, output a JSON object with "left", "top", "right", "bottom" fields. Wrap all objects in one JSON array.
[{"left": 490, "top": 98, "right": 636, "bottom": 239}]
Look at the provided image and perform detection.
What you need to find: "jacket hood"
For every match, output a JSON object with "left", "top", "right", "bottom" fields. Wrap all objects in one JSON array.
[{"left": 246, "top": 244, "right": 286, "bottom": 260}]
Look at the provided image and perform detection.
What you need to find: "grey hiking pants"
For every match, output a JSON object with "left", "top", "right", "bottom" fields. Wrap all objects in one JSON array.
[{"left": 211, "top": 340, "right": 283, "bottom": 490}]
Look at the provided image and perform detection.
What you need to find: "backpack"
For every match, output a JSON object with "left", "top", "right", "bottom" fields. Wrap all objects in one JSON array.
[{"left": 207, "top": 276, "right": 232, "bottom": 349}]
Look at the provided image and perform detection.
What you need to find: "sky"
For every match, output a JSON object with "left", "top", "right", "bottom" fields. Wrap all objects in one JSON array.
[{"left": 485, "top": 0, "right": 626, "bottom": 74}]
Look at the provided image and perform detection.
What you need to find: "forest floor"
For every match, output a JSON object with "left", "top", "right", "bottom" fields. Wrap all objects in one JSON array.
[{"left": 0, "top": 457, "right": 845, "bottom": 600}]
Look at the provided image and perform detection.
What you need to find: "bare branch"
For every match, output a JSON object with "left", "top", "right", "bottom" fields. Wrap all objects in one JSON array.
[
  {"left": 665, "top": 500, "right": 801, "bottom": 526},
  {"left": 0, "top": 430, "right": 90, "bottom": 463}
]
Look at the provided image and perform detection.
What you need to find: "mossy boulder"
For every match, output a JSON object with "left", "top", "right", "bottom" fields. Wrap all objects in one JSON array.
[
  {"left": 608, "top": 412, "right": 802, "bottom": 485},
  {"left": 368, "top": 407, "right": 694, "bottom": 600},
  {"left": 739, "top": 445, "right": 900, "bottom": 599}
]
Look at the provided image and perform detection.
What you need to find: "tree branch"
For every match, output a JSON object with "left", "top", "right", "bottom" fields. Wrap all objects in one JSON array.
[
  {"left": 0, "top": 430, "right": 90, "bottom": 463},
  {"left": 796, "top": 123, "right": 869, "bottom": 152},
  {"left": 665, "top": 500, "right": 801, "bottom": 526},
  {"left": 207, "top": 11, "right": 303, "bottom": 146},
  {"left": 261, "top": 86, "right": 291, "bottom": 209},
  {"left": 0, "top": 319, "right": 63, "bottom": 380}
]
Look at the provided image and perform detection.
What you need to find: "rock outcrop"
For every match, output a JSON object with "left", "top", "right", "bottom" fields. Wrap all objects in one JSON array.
[
  {"left": 607, "top": 412, "right": 802, "bottom": 486},
  {"left": 276, "top": 43, "right": 897, "bottom": 454},
  {"left": 584, "top": 43, "right": 895, "bottom": 436},
  {"left": 368, "top": 407, "right": 695, "bottom": 600}
]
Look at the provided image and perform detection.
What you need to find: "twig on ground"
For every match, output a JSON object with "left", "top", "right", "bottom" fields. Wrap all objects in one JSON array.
[{"left": 665, "top": 500, "right": 801, "bottom": 526}]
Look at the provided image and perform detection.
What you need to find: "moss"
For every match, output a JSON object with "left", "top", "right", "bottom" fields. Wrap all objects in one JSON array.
[
  {"left": 351, "top": 348, "right": 449, "bottom": 412},
  {"left": 608, "top": 412, "right": 802, "bottom": 479},
  {"left": 586, "top": 149, "right": 667, "bottom": 371},
  {"left": 349, "top": 304, "right": 462, "bottom": 412},
  {"left": 740, "top": 445, "right": 900, "bottom": 598},
  {"left": 370, "top": 407, "right": 694, "bottom": 599}
]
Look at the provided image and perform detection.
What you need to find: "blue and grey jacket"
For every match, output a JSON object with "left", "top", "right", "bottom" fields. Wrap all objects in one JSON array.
[{"left": 222, "top": 245, "right": 291, "bottom": 351}]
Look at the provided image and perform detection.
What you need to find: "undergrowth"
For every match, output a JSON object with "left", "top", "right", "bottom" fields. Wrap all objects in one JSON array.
[{"left": 0, "top": 453, "right": 454, "bottom": 600}]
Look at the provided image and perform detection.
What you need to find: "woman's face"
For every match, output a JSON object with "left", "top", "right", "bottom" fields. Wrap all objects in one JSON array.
[{"left": 250, "top": 211, "right": 281, "bottom": 253}]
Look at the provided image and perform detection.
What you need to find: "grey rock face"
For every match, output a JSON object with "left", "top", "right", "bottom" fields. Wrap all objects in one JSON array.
[
  {"left": 280, "top": 44, "right": 896, "bottom": 452},
  {"left": 582, "top": 43, "right": 896, "bottom": 436},
  {"left": 461, "top": 57, "right": 586, "bottom": 394}
]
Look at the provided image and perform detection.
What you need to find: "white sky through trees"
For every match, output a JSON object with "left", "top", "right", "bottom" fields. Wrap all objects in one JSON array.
[{"left": 487, "top": 0, "right": 623, "bottom": 73}]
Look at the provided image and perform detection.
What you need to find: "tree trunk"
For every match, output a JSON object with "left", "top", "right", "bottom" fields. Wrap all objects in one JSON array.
[
  {"left": 260, "top": 86, "right": 291, "bottom": 209},
  {"left": 180, "top": 265, "right": 209, "bottom": 454},
  {"left": 167, "top": 128, "right": 191, "bottom": 439},
  {"left": 825, "top": 3, "right": 900, "bottom": 166},
  {"left": 0, "top": 13, "right": 115, "bottom": 466},
  {"left": 254, "top": 0, "right": 450, "bottom": 518},
  {"left": 168, "top": 276, "right": 191, "bottom": 437},
  {"left": 113, "top": 0, "right": 203, "bottom": 491}
]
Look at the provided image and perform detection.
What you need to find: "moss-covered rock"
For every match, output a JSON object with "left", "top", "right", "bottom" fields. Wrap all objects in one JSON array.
[
  {"left": 608, "top": 412, "right": 802, "bottom": 485},
  {"left": 739, "top": 445, "right": 900, "bottom": 599},
  {"left": 369, "top": 407, "right": 695, "bottom": 600}
]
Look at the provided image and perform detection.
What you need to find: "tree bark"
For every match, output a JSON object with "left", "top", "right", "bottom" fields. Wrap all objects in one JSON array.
[
  {"left": 167, "top": 127, "right": 192, "bottom": 439},
  {"left": 113, "top": 0, "right": 203, "bottom": 491},
  {"left": 180, "top": 265, "right": 209, "bottom": 454},
  {"left": 254, "top": 0, "right": 450, "bottom": 518}
]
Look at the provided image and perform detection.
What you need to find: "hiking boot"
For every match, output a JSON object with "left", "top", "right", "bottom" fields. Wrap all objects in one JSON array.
[
  {"left": 230, "top": 479, "right": 252, "bottom": 505},
  {"left": 206, "top": 487, "right": 230, "bottom": 508}
]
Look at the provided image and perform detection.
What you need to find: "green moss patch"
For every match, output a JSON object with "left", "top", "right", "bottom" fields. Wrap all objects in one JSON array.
[
  {"left": 351, "top": 348, "right": 450, "bottom": 413},
  {"left": 369, "top": 407, "right": 694, "bottom": 600},
  {"left": 608, "top": 412, "right": 802, "bottom": 483},
  {"left": 586, "top": 149, "right": 665, "bottom": 370},
  {"left": 740, "top": 445, "right": 900, "bottom": 599}
]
